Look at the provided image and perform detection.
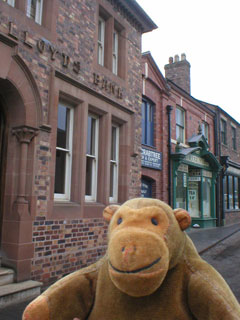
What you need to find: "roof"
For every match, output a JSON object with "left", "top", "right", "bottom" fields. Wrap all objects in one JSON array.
[{"left": 121, "top": 0, "right": 158, "bottom": 33}]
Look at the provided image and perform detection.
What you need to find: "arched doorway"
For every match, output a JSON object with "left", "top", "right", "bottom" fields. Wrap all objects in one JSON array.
[{"left": 0, "top": 102, "right": 6, "bottom": 245}]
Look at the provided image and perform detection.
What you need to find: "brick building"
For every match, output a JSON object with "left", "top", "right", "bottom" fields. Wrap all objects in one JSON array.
[
  {"left": 0, "top": 0, "right": 156, "bottom": 286},
  {"left": 201, "top": 102, "right": 240, "bottom": 225},
  {"left": 141, "top": 52, "right": 222, "bottom": 228}
]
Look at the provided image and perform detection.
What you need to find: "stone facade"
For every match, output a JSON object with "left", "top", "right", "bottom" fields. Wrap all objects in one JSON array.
[{"left": 0, "top": 0, "right": 156, "bottom": 284}]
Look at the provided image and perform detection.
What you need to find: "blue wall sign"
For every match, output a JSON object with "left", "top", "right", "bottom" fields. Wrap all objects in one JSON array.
[{"left": 141, "top": 148, "right": 162, "bottom": 170}]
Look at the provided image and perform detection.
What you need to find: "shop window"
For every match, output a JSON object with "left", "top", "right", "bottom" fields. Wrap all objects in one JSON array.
[
  {"left": 176, "top": 171, "right": 187, "bottom": 209},
  {"left": 188, "top": 169, "right": 201, "bottom": 217},
  {"left": 176, "top": 107, "right": 185, "bottom": 143},
  {"left": 228, "top": 176, "right": 233, "bottom": 209},
  {"left": 26, "top": 0, "right": 43, "bottom": 25},
  {"left": 223, "top": 175, "right": 228, "bottom": 210},
  {"left": 112, "top": 30, "right": 118, "bottom": 75},
  {"left": 220, "top": 119, "right": 227, "bottom": 145},
  {"left": 85, "top": 115, "right": 99, "bottom": 201},
  {"left": 109, "top": 125, "right": 119, "bottom": 202},
  {"left": 142, "top": 99, "right": 154, "bottom": 147},
  {"left": 98, "top": 16, "right": 105, "bottom": 66},
  {"left": 54, "top": 102, "right": 74, "bottom": 200},
  {"left": 225, "top": 175, "right": 240, "bottom": 210},
  {"left": 232, "top": 126, "right": 237, "bottom": 150},
  {"left": 202, "top": 121, "right": 209, "bottom": 142},
  {"left": 234, "top": 176, "right": 239, "bottom": 209},
  {"left": 202, "top": 177, "right": 211, "bottom": 217},
  {"left": 2, "top": 0, "right": 15, "bottom": 6}
]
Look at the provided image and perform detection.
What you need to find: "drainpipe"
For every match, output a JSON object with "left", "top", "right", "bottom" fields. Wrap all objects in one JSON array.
[
  {"left": 214, "top": 113, "right": 220, "bottom": 226},
  {"left": 167, "top": 105, "right": 173, "bottom": 206}
]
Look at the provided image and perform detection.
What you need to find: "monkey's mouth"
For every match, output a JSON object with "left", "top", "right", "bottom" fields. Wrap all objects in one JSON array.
[{"left": 109, "top": 257, "right": 161, "bottom": 274}]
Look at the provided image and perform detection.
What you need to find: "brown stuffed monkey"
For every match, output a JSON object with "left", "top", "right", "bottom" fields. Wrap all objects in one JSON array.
[{"left": 23, "top": 198, "right": 240, "bottom": 320}]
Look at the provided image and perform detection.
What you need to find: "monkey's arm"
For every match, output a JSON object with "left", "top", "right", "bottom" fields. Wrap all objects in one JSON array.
[
  {"left": 22, "top": 262, "right": 100, "bottom": 320},
  {"left": 187, "top": 259, "right": 240, "bottom": 320}
]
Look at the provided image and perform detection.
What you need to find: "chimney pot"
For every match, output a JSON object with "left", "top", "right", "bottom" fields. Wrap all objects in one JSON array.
[
  {"left": 181, "top": 53, "right": 186, "bottom": 61},
  {"left": 169, "top": 57, "right": 173, "bottom": 64},
  {"left": 174, "top": 54, "right": 179, "bottom": 63}
]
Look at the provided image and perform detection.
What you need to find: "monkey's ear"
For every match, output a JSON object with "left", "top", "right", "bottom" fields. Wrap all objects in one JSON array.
[
  {"left": 173, "top": 208, "right": 191, "bottom": 231},
  {"left": 103, "top": 205, "right": 120, "bottom": 223}
]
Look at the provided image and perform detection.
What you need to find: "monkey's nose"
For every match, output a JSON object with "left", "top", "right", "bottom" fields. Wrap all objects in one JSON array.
[{"left": 121, "top": 245, "right": 136, "bottom": 262}]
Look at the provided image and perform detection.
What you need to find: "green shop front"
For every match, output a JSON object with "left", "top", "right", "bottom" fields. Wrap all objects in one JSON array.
[{"left": 171, "top": 135, "right": 221, "bottom": 228}]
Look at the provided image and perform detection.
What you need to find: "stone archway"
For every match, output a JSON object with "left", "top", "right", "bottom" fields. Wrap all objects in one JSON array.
[
  {"left": 0, "top": 102, "right": 6, "bottom": 244},
  {"left": 0, "top": 40, "right": 42, "bottom": 281}
]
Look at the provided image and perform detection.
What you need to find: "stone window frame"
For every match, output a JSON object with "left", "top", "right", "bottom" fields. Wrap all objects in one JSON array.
[
  {"left": 97, "top": 3, "right": 127, "bottom": 79},
  {"left": 1, "top": 0, "right": 57, "bottom": 41},
  {"left": 26, "top": 0, "right": 44, "bottom": 25},
  {"left": 54, "top": 101, "right": 74, "bottom": 201},
  {"left": 51, "top": 77, "right": 132, "bottom": 219}
]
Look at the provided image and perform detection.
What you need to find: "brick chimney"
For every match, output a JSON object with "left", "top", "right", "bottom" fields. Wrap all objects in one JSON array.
[{"left": 164, "top": 53, "right": 191, "bottom": 94}]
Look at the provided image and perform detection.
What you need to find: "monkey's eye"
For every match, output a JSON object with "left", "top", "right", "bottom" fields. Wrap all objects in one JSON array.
[
  {"left": 117, "top": 217, "right": 123, "bottom": 225},
  {"left": 151, "top": 217, "right": 158, "bottom": 226}
]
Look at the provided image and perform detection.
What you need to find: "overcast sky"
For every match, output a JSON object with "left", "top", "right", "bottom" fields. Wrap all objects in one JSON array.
[{"left": 137, "top": 0, "right": 240, "bottom": 123}]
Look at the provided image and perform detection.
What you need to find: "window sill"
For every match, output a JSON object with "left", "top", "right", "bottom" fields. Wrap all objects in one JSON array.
[{"left": 142, "top": 144, "right": 156, "bottom": 149}]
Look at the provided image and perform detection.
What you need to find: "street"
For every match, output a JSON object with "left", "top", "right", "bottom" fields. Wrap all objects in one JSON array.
[{"left": 201, "top": 230, "right": 240, "bottom": 301}]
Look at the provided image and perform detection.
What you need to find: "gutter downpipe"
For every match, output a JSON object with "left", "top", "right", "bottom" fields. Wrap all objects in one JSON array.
[
  {"left": 214, "top": 111, "right": 220, "bottom": 226},
  {"left": 167, "top": 105, "right": 173, "bottom": 206}
]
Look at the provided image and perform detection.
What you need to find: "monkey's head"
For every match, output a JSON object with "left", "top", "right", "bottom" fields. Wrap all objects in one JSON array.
[{"left": 103, "top": 198, "right": 191, "bottom": 297}]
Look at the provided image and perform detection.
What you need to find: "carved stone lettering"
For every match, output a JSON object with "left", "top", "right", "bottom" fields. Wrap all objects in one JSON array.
[
  {"left": 73, "top": 61, "right": 81, "bottom": 74},
  {"left": 8, "top": 21, "right": 18, "bottom": 40},
  {"left": 62, "top": 53, "right": 70, "bottom": 68},
  {"left": 49, "top": 45, "right": 58, "bottom": 60},
  {"left": 93, "top": 73, "right": 100, "bottom": 85},
  {"left": 23, "top": 31, "right": 33, "bottom": 48},
  {"left": 37, "top": 39, "right": 46, "bottom": 53}
]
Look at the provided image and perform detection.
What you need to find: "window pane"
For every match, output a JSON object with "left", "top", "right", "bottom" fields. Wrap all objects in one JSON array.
[
  {"left": 229, "top": 176, "right": 233, "bottom": 209},
  {"left": 141, "top": 100, "right": 154, "bottom": 146},
  {"left": 223, "top": 175, "right": 228, "bottom": 209},
  {"left": 176, "top": 108, "right": 184, "bottom": 126},
  {"left": 188, "top": 180, "right": 201, "bottom": 218},
  {"left": 203, "top": 177, "right": 211, "bottom": 217},
  {"left": 87, "top": 116, "right": 96, "bottom": 155},
  {"left": 176, "top": 172, "right": 187, "bottom": 209},
  {"left": 111, "top": 126, "right": 117, "bottom": 160},
  {"left": 54, "top": 149, "right": 66, "bottom": 194},
  {"left": 234, "top": 177, "right": 239, "bottom": 209},
  {"left": 57, "top": 105, "right": 68, "bottom": 149},
  {"left": 110, "top": 162, "right": 115, "bottom": 197},
  {"left": 85, "top": 157, "right": 94, "bottom": 196}
]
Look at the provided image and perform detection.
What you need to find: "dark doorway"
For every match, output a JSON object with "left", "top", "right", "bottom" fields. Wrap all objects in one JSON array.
[{"left": 0, "top": 102, "right": 6, "bottom": 244}]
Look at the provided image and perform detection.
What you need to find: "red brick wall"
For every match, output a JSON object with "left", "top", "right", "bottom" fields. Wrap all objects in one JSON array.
[{"left": 31, "top": 217, "right": 108, "bottom": 285}]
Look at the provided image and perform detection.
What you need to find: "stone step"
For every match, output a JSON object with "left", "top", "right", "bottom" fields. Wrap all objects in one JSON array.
[
  {"left": 0, "top": 280, "right": 42, "bottom": 309},
  {"left": 0, "top": 267, "right": 14, "bottom": 286}
]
